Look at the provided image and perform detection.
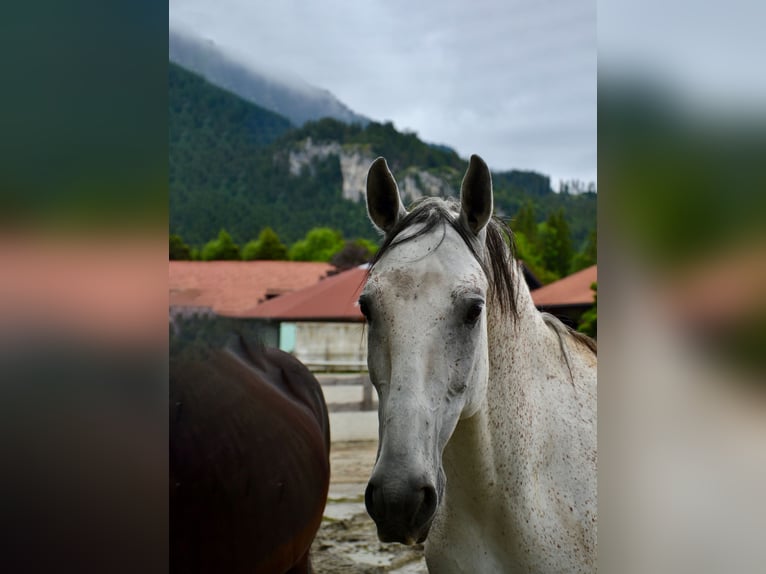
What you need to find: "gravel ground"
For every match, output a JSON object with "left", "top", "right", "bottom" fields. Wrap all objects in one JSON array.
[{"left": 311, "top": 441, "right": 427, "bottom": 573}]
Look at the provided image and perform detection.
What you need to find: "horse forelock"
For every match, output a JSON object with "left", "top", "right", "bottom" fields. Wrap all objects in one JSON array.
[{"left": 368, "top": 197, "right": 519, "bottom": 321}]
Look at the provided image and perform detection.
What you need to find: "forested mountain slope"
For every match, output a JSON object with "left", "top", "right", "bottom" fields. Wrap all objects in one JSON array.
[{"left": 169, "top": 62, "right": 596, "bottom": 261}]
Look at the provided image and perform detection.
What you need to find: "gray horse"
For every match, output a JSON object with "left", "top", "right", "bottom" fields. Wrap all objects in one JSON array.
[{"left": 361, "top": 155, "right": 597, "bottom": 573}]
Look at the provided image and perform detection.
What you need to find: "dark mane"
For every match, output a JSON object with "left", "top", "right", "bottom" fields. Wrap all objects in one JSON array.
[{"left": 369, "top": 198, "right": 519, "bottom": 320}]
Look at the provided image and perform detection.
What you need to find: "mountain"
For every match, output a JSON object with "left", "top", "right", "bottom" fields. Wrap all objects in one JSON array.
[
  {"left": 277, "top": 119, "right": 596, "bottom": 247},
  {"left": 600, "top": 76, "right": 766, "bottom": 265},
  {"left": 169, "top": 62, "right": 596, "bottom": 254},
  {"left": 169, "top": 28, "right": 370, "bottom": 127},
  {"left": 169, "top": 62, "right": 295, "bottom": 245}
]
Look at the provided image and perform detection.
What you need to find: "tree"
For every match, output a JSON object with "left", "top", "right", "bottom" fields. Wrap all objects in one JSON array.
[
  {"left": 201, "top": 229, "right": 241, "bottom": 261},
  {"left": 169, "top": 234, "right": 192, "bottom": 260},
  {"left": 513, "top": 201, "right": 538, "bottom": 245},
  {"left": 289, "top": 227, "right": 345, "bottom": 262},
  {"left": 577, "top": 282, "right": 597, "bottom": 338},
  {"left": 330, "top": 238, "right": 378, "bottom": 272},
  {"left": 354, "top": 238, "right": 378, "bottom": 256},
  {"left": 570, "top": 227, "right": 597, "bottom": 273},
  {"left": 514, "top": 231, "right": 560, "bottom": 285},
  {"left": 539, "top": 209, "right": 573, "bottom": 278},
  {"left": 242, "top": 227, "right": 289, "bottom": 260}
]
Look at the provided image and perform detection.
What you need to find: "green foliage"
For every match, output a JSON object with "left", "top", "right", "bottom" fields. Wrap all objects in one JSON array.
[
  {"left": 169, "top": 234, "right": 192, "bottom": 260},
  {"left": 494, "top": 174, "right": 596, "bottom": 249},
  {"left": 330, "top": 238, "right": 378, "bottom": 271},
  {"left": 538, "top": 210, "right": 574, "bottom": 278},
  {"left": 289, "top": 227, "right": 345, "bottom": 262},
  {"left": 354, "top": 238, "right": 378, "bottom": 256},
  {"left": 716, "top": 312, "right": 766, "bottom": 378},
  {"left": 513, "top": 231, "right": 561, "bottom": 285},
  {"left": 508, "top": 198, "right": 595, "bottom": 284},
  {"left": 513, "top": 201, "right": 538, "bottom": 244},
  {"left": 168, "top": 62, "right": 596, "bottom": 277},
  {"left": 169, "top": 62, "right": 294, "bottom": 247},
  {"left": 201, "top": 229, "right": 241, "bottom": 261},
  {"left": 570, "top": 227, "right": 597, "bottom": 273},
  {"left": 577, "top": 282, "right": 597, "bottom": 338},
  {"left": 600, "top": 81, "right": 766, "bottom": 266},
  {"left": 242, "top": 227, "right": 289, "bottom": 260}
]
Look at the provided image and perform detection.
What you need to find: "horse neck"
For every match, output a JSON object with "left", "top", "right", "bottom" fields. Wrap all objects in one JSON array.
[
  {"left": 445, "top": 263, "right": 552, "bottom": 479},
  {"left": 486, "top": 261, "right": 550, "bottom": 386}
]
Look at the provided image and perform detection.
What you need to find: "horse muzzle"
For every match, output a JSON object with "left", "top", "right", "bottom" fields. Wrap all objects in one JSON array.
[{"left": 364, "top": 473, "right": 439, "bottom": 545}]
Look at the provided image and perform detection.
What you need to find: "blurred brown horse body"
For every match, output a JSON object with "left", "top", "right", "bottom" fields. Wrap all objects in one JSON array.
[{"left": 170, "top": 335, "right": 330, "bottom": 573}]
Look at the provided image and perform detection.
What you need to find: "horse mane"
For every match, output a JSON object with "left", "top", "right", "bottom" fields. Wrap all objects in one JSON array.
[
  {"left": 368, "top": 197, "right": 598, "bottom": 365},
  {"left": 542, "top": 312, "right": 597, "bottom": 354},
  {"left": 541, "top": 311, "right": 597, "bottom": 389},
  {"left": 369, "top": 197, "right": 519, "bottom": 320}
]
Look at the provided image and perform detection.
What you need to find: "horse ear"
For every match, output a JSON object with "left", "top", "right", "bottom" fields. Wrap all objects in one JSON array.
[
  {"left": 459, "top": 154, "right": 493, "bottom": 235},
  {"left": 366, "top": 157, "right": 407, "bottom": 234}
]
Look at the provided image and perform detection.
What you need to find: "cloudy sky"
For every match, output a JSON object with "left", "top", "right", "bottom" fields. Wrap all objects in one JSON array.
[
  {"left": 599, "top": 0, "right": 766, "bottom": 114},
  {"left": 169, "top": 0, "right": 596, "bottom": 187}
]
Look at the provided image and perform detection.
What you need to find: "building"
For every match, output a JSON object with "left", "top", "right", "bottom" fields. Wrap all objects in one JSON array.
[
  {"left": 169, "top": 260, "right": 333, "bottom": 346},
  {"left": 240, "top": 266, "right": 368, "bottom": 370},
  {"left": 531, "top": 265, "right": 597, "bottom": 328},
  {"left": 169, "top": 260, "right": 597, "bottom": 365},
  {"left": 239, "top": 263, "right": 588, "bottom": 369}
]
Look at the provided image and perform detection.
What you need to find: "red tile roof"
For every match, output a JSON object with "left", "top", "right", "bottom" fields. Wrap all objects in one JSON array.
[
  {"left": 169, "top": 261, "right": 333, "bottom": 317},
  {"left": 663, "top": 243, "right": 766, "bottom": 327},
  {"left": 1, "top": 236, "right": 169, "bottom": 344},
  {"left": 241, "top": 266, "right": 368, "bottom": 321},
  {"left": 242, "top": 264, "right": 598, "bottom": 321},
  {"left": 531, "top": 265, "right": 597, "bottom": 307}
]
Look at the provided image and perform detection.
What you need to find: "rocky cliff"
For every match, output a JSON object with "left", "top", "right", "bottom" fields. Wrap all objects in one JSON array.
[{"left": 287, "top": 138, "right": 456, "bottom": 203}]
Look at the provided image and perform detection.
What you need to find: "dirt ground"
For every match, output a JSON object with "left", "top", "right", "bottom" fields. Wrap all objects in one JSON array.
[{"left": 311, "top": 441, "right": 427, "bottom": 573}]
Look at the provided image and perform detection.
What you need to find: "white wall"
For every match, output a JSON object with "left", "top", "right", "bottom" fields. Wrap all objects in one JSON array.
[{"left": 293, "top": 321, "right": 367, "bottom": 371}]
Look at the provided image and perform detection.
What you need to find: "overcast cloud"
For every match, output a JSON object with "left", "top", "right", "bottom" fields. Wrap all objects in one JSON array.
[{"left": 169, "top": 0, "right": 597, "bottom": 186}]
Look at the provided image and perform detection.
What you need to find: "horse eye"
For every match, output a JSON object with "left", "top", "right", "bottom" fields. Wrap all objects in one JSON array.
[
  {"left": 464, "top": 301, "right": 484, "bottom": 325},
  {"left": 359, "top": 299, "right": 371, "bottom": 320}
]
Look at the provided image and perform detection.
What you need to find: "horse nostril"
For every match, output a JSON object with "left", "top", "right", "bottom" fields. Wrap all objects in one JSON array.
[
  {"left": 364, "top": 481, "right": 380, "bottom": 520},
  {"left": 414, "top": 484, "right": 438, "bottom": 526}
]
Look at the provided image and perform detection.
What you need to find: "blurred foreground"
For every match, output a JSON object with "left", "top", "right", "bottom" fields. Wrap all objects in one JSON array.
[
  {"left": 599, "top": 1, "right": 766, "bottom": 570},
  {"left": 1, "top": 1, "right": 765, "bottom": 572}
]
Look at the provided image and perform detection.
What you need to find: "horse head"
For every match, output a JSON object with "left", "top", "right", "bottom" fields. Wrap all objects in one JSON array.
[{"left": 361, "top": 155, "right": 495, "bottom": 545}]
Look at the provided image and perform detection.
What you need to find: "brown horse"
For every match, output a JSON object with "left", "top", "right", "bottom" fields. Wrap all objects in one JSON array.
[{"left": 170, "top": 334, "right": 330, "bottom": 573}]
